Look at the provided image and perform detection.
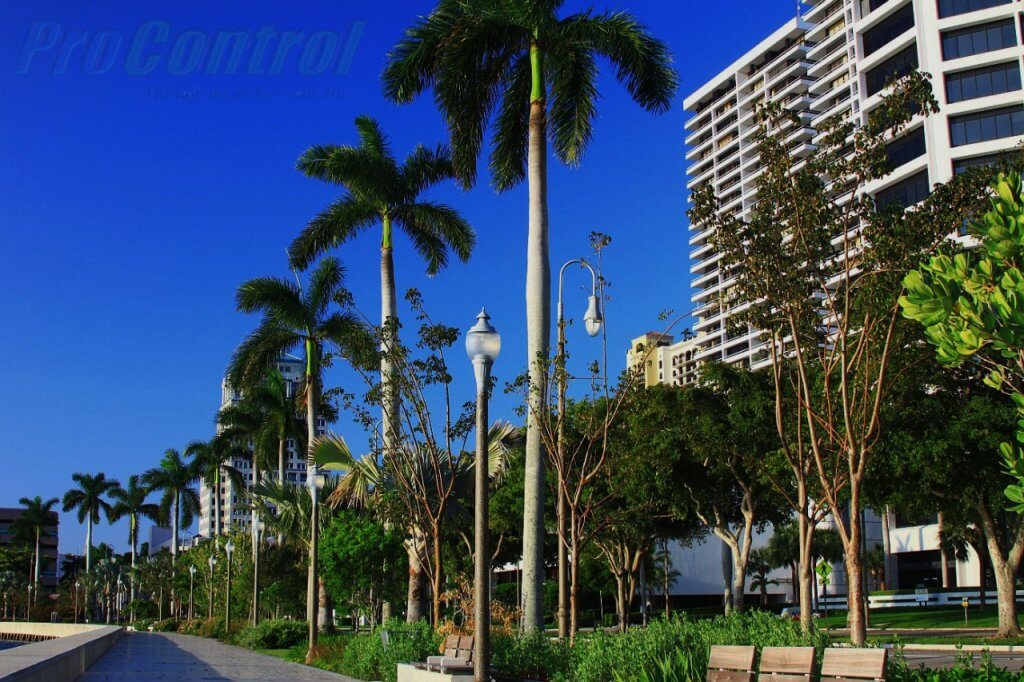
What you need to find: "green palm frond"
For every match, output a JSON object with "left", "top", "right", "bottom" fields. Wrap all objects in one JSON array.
[
  {"left": 304, "top": 256, "right": 346, "bottom": 315},
  {"left": 392, "top": 201, "right": 475, "bottom": 274},
  {"left": 62, "top": 472, "right": 119, "bottom": 526},
  {"left": 288, "top": 197, "right": 379, "bottom": 270},
  {"left": 235, "top": 277, "right": 308, "bottom": 327},
  {"left": 354, "top": 114, "right": 391, "bottom": 160},
  {"left": 227, "top": 321, "right": 300, "bottom": 390}
]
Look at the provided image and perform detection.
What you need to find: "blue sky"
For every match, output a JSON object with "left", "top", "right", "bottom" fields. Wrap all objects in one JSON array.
[{"left": 0, "top": 1, "right": 800, "bottom": 554}]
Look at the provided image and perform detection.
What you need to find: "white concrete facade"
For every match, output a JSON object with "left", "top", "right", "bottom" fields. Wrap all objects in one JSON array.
[{"left": 197, "top": 356, "right": 317, "bottom": 538}]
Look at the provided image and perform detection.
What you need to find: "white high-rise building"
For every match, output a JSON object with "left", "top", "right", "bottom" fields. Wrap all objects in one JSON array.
[
  {"left": 684, "top": 0, "right": 1024, "bottom": 372},
  {"left": 197, "top": 356, "right": 320, "bottom": 538},
  {"left": 627, "top": 0, "right": 1024, "bottom": 603}
]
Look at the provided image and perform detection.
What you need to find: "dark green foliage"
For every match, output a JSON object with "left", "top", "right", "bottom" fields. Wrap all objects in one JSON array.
[
  {"left": 151, "top": 618, "right": 179, "bottom": 632},
  {"left": 889, "top": 649, "right": 1024, "bottom": 681},
  {"left": 177, "top": 619, "right": 204, "bottom": 636},
  {"left": 492, "top": 630, "right": 571, "bottom": 680},
  {"left": 319, "top": 510, "right": 405, "bottom": 620},
  {"left": 236, "top": 619, "right": 308, "bottom": 650},
  {"left": 335, "top": 620, "right": 440, "bottom": 682}
]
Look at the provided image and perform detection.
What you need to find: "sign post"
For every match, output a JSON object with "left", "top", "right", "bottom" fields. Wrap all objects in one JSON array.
[{"left": 962, "top": 597, "right": 970, "bottom": 624}]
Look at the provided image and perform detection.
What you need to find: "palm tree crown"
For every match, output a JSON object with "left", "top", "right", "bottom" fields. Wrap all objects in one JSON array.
[
  {"left": 108, "top": 475, "right": 162, "bottom": 554},
  {"left": 62, "top": 472, "right": 120, "bottom": 572},
  {"left": 382, "top": 0, "right": 678, "bottom": 190},
  {"left": 288, "top": 115, "right": 475, "bottom": 273},
  {"left": 143, "top": 449, "right": 200, "bottom": 562},
  {"left": 14, "top": 496, "right": 59, "bottom": 597}
]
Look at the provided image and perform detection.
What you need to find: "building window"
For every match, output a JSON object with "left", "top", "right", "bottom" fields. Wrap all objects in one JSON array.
[
  {"left": 865, "top": 44, "right": 919, "bottom": 96},
  {"left": 885, "top": 127, "right": 926, "bottom": 169},
  {"left": 953, "top": 152, "right": 1013, "bottom": 175},
  {"left": 875, "top": 170, "right": 930, "bottom": 210},
  {"left": 862, "top": 3, "right": 915, "bottom": 57},
  {"left": 949, "top": 105, "right": 1024, "bottom": 146},
  {"left": 937, "top": 0, "right": 1011, "bottom": 20},
  {"left": 945, "top": 61, "right": 1021, "bottom": 104},
  {"left": 941, "top": 19, "right": 1016, "bottom": 60},
  {"left": 859, "top": 0, "right": 890, "bottom": 18}
]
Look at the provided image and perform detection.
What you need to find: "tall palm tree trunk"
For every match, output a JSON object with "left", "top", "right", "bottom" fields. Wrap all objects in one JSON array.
[
  {"left": 305, "top": 341, "right": 321, "bottom": 662},
  {"left": 33, "top": 529, "right": 40, "bottom": 601},
  {"left": 172, "top": 494, "right": 179, "bottom": 564},
  {"left": 521, "top": 40, "right": 551, "bottom": 633},
  {"left": 278, "top": 438, "right": 286, "bottom": 545},
  {"left": 215, "top": 469, "right": 222, "bottom": 537},
  {"left": 380, "top": 215, "right": 404, "bottom": 622},
  {"left": 130, "top": 516, "right": 137, "bottom": 603},
  {"left": 85, "top": 517, "right": 93, "bottom": 574}
]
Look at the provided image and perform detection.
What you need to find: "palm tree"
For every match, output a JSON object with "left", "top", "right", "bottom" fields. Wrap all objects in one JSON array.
[
  {"left": 62, "top": 473, "right": 119, "bottom": 574},
  {"left": 748, "top": 549, "right": 778, "bottom": 606},
  {"left": 227, "top": 256, "right": 368, "bottom": 660},
  {"left": 186, "top": 433, "right": 245, "bottom": 538},
  {"left": 13, "top": 496, "right": 58, "bottom": 601},
  {"left": 108, "top": 475, "right": 162, "bottom": 604},
  {"left": 383, "top": 0, "right": 677, "bottom": 631},
  {"left": 288, "top": 116, "right": 475, "bottom": 468},
  {"left": 143, "top": 449, "right": 200, "bottom": 565}
]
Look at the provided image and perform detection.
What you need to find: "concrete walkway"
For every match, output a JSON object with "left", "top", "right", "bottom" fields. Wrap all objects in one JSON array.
[{"left": 79, "top": 632, "right": 359, "bottom": 681}]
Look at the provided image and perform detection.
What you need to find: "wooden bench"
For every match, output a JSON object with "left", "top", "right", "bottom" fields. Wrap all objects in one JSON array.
[
  {"left": 418, "top": 634, "right": 474, "bottom": 674},
  {"left": 820, "top": 648, "right": 886, "bottom": 682},
  {"left": 707, "top": 645, "right": 756, "bottom": 682},
  {"left": 758, "top": 646, "right": 816, "bottom": 681}
]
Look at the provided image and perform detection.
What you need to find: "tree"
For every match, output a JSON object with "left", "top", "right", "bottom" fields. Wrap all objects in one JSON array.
[
  {"left": 289, "top": 115, "right": 474, "bottom": 471},
  {"left": 747, "top": 549, "right": 777, "bottom": 606},
  {"left": 62, "top": 472, "right": 119, "bottom": 574},
  {"left": 108, "top": 475, "right": 161, "bottom": 603},
  {"left": 143, "top": 449, "right": 200, "bottom": 565},
  {"left": 675, "top": 363, "right": 787, "bottom": 614},
  {"left": 689, "top": 73, "right": 993, "bottom": 643},
  {"left": 186, "top": 434, "right": 243, "bottom": 539},
  {"left": 871, "top": 364, "right": 1024, "bottom": 637},
  {"left": 900, "top": 169, "right": 1024, "bottom": 509},
  {"left": 227, "top": 255, "right": 367, "bottom": 660},
  {"left": 384, "top": 0, "right": 677, "bottom": 630},
  {"left": 319, "top": 509, "right": 405, "bottom": 628},
  {"left": 12, "top": 496, "right": 58, "bottom": 602}
]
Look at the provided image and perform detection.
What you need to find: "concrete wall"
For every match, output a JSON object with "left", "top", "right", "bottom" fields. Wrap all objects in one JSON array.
[{"left": 0, "top": 623, "right": 122, "bottom": 681}]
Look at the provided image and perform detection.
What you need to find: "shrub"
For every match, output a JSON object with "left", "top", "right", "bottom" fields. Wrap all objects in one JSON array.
[
  {"left": 151, "top": 619, "right": 179, "bottom": 632},
  {"left": 236, "top": 619, "right": 308, "bottom": 650},
  {"left": 131, "top": 618, "right": 155, "bottom": 632},
  {"left": 198, "top": 616, "right": 225, "bottom": 639},
  {"left": 493, "top": 630, "right": 570, "bottom": 680},
  {"left": 566, "top": 612, "right": 829, "bottom": 682},
  {"left": 334, "top": 619, "right": 440, "bottom": 682},
  {"left": 177, "top": 619, "right": 204, "bottom": 636}
]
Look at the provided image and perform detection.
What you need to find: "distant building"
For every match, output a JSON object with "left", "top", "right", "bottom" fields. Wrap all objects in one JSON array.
[
  {"left": 0, "top": 507, "right": 59, "bottom": 590},
  {"left": 627, "top": 332, "right": 702, "bottom": 388},
  {"left": 198, "top": 355, "right": 321, "bottom": 537}
]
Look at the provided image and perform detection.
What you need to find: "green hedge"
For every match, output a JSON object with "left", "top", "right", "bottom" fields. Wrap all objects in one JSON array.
[
  {"left": 236, "top": 619, "right": 308, "bottom": 650},
  {"left": 334, "top": 620, "right": 440, "bottom": 682}
]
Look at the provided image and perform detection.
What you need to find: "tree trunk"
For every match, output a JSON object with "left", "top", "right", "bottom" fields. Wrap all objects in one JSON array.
[
  {"left": 663, "top": 540, "right": 671, "bottom": 619},
  {"left": 639, "top": 561, "right": 649, "bottom": 627},
  {"left": 938, "top": 511, "right": 950, "bottom": 589},
  {"left": 978, "top": 500, "right": 1024, "bottom": 637},
  {"left": 406, "top": 538, "right": 425, "bottom": 623},
  {"left": 305, "top": 343, "right": 320, "bottom": 663},
  {"left": 569, "top": 546, "right": 580, "bottom": 644},
  {"left": 172, "top": 494, "right": 179, "bottom": 564},
  {"left": 882, "top": 507, "right": 895, "bottom": 590},
  {"left": 844, "top": 540, "right": 867, "bottom": 646},
  {"left": 277, "top": 439, "right": 285, "bottom": 546},
  {"left": 729, "top": 512, "right": 755, "bottom": 614},
  {"left": 797, "top": 513, "right": 815, "bottom": 633},
  {"left": 721, "top": 541, "right": 733, "bottom": 615},
  {"left": 130, "top": 517, "right": 137, "bottom": 604},
  {"left": 521, "top": 40, "right": 551, "bottom": 633},
  {"left": 318, "top": 575, "right": 332, "bottom": 633},
  {"left": 212, "top": 466, "right": 221, "bottom": 536},
  {"left": 432, "top": 524, "right": 443, "bottom": 627},
  {"left": 85, "top": 517, "right": 93, "bottom": 574},
  {"left": 615, "top": 572, "right": 627, "bottom": 631},
  {"left": 33, "top": 530, "right": 40, "bottom": 601}
]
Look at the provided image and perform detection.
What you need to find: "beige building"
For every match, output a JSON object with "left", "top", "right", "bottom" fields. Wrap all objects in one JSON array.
[{"left": 627, "top": 332, "right": 702, "bottom": 387}]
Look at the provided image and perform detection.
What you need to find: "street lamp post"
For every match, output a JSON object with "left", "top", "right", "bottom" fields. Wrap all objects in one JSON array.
[
  {"left": 466, "top": 308, "right": 500, "bottom": 682},
  {"left": 207, "top": 556, "right": 217, "bottom": 620},
  {"left": 306, "top": 470, "right": 326, "bottom": 659},
  {"left": 74, "top": 581, "right": 80, "bottom": 624},
  {"left": 224, "top": 541, "right": 235, "bottom": 632},
  {"left": 555, "top": 260, "right": 603, "bottom": 637},
  {"left": 252, "top": 520, "right": 264, "bottom": 626},
  {"left": 188, "top": 565, "right": 196, "bottom": 620}
]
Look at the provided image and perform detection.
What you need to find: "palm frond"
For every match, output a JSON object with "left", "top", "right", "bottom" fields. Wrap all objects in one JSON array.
[
  {"left": 392, "top": 201, "right": 476, "bottom": 274},
  {"left": 489, "top": 54, "right": 533, "bottom": 191},
  {"left": 354, "top": 114, "right": 392, "bottom": 160},
  {"left": 546, "top": 44, "right": 598, "bottom": 165},
  {"left": 401, "top": 144, "right": 457, "bottom": 196},
  {"left": 287, "top": 196, "right": 380, "bottom": 270},
  {"left": 235, "top": 277, "right": 307, "bottom": 328},
  {"left": 226, "top": 321, "right": 300, "bottom": 390},
  {"left": 304, "top": 256, "right": 347, "bottom": 316}
]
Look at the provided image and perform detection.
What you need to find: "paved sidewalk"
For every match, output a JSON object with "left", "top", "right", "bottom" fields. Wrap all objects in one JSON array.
[{"left": 79, "top": 631, "right": 359, "bottom": 681}]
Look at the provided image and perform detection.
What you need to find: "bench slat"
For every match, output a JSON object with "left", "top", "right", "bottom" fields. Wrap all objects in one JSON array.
[
  {"left": 708, "top": 645, "right": 757, "bottom": 671},
  {"left": 708, "top": 671, "right": 755, "bottom": 682},
  {"left": 760, "top": 646, "right": 816, "bottom": 675},
  {"left": 820, "top": 648, "right": 886, "bottom": 679}
]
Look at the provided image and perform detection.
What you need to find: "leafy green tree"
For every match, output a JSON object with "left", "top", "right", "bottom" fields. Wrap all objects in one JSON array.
[
  {"left": 289, "top": 115, "right": 474, "bottom": 468},
  {"left": 143, "top": 449, "right": 200, "bottom": 565},
  {"left": 673, "top": 364, "right": 788, "bottom": 615},
  {"left": 870, "top": 364, "right": 1024, "bottom": 636},
  {"left": 689, "top": 73, "right": 993, "bottom": 643},
  {"left": 384, "top": 0, "right": 677, "bottom": 631},
  {"left": 320, "top": 509, "right": 405, "bottom": 628},
  {"left": 900, "top": 170, "right": 1024, "bottom": 509},
  {"left": 228, "top": 255, "right": 368, "bottom": 658},
  {"left": 747, "top": 549, "right": 777, "bottom": 606},
  {"left": 13, "top": 496, "right": 58, "bottom": 600},
  {"left": 62, "top": 472, "right": 119, "bottom": 573},
  {"left": 108, "top": 475, "right": 161, "bottom": 602},
  {"left": 185, "top": 433, "right": 243, "bottom": 539}
]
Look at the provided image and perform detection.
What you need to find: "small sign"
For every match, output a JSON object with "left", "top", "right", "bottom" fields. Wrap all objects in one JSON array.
[
  {"left": 962, "top": 598, "right": 970, "bottom": 608},
  {"left": 915, "top": 588, "right": 929, "bottom": 605}
]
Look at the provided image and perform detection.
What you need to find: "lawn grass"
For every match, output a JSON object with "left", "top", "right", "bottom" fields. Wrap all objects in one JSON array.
[{"left": 817, "top": 604, "right": 1002, "bottom": 630}]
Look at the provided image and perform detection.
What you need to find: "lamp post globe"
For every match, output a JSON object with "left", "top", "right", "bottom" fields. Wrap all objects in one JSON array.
[
  {"left": 584, "top": 295, "right": 603, "bottom": 337},
  {"left": 465, "top": 308, "right": 500, "bottom": 392}
]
